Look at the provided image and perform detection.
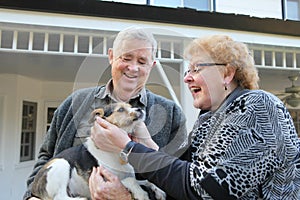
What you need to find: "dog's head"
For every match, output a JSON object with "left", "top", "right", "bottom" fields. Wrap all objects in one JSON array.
[{"left": 90, "top": 102, "right": 145, "bottom": 133}]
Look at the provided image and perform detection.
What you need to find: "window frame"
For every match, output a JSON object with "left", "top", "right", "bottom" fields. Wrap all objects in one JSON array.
[
  {"left": 44, "top": 101, "right": 60, "bottom": 133},
  {"left": 149, "top": 0, "right": 213, "bottom": 11},
  {"left": 283, "top": 0, "right": 300, "bottom": 20},
  {"left": 20, "top": 101, "right": 37, "bottom": 162}
]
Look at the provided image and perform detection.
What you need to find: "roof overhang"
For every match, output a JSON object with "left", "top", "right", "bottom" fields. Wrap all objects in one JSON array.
[{"left": 1, "top": 0, "right": 300, "bottom": 37}]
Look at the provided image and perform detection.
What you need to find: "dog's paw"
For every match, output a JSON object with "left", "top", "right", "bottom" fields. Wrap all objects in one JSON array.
[
  {"left": 138, "top": 180, "right": 166, "bottom": 200},
  {"left": 132, "top": 190, "right": 150, "bottom": 200},
  {"left": 153, "top": 189, "right": 166, "bottom": 200},
  {"left": 149, "top": 185, "right": 166, "bottom": 200},
  {"left": 122, "top": 178, "right": 150, "bottom": 200}
]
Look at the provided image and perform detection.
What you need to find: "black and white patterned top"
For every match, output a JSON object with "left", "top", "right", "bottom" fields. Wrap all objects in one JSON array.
[
  {"left": 128, "top": 88, "right": 300, "bottom": 200},
  {"left": 189, "top": 89, "right": 300, "bottom": 199}
]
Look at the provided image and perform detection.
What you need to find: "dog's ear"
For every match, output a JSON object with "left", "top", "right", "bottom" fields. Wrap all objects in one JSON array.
[{"left": 88, "top": 108, "right": 104, "bottom": 124}]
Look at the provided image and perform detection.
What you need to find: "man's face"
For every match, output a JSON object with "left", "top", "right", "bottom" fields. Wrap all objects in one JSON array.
[{"left": 109, "top": 39, "right": 154, "bottom": 95}]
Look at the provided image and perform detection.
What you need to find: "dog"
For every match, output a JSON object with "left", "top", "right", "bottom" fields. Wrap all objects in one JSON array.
[{"left": 31, "top": 102, "right": 166, "bottom": 200}]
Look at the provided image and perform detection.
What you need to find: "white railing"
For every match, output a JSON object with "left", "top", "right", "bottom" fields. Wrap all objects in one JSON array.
[
  {"left": 1, "top": 25, "right": 300, "bottom": 107},
  {"left": 0, "top": 28, "right": 110, "bottom": 56},
  {"left": 1, "top": 27, "right": 300, "bottom": 69},
  {"left": 248, "top": 44, "right": 300, "bottom": 69},
  {"left": 0, "top": 26, "right": 184, "bottom": 61}
]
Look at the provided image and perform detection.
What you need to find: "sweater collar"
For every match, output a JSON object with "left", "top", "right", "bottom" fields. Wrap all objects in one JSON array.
[{"left": 94, "top": 79, "right": 147, "bottom": 106}]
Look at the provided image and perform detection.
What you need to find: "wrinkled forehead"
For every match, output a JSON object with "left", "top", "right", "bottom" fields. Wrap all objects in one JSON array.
[{"left": 115, "top": 39, "right": 153, "bottom": 57}]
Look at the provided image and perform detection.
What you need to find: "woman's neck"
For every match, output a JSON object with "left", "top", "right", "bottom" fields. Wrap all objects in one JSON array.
[{"left": 211, "top": 84, "right": 238, "bottom": 112}]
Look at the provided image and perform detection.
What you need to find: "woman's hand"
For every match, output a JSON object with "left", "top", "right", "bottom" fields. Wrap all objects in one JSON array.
[
  {"left": 91, "top": 116, "right": 130, "bottom": 151},
  {"left": 132, "top": 122, "right": 159, "bottom": 150},
  {"left": 89, "top": 166, "right": 132, "bottom": 200}
]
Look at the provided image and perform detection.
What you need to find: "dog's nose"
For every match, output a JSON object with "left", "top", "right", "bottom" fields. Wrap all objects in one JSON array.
[{"left": 132, "top": 108, "right": 145, "bottom": 121}]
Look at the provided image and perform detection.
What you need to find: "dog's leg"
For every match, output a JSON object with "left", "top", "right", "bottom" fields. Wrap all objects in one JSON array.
[
  {"left": 121, "top": 177, "right": 150, "bottom": 200},
  {"left": 138, "top": 180, "right": 166, "bottom": 200},
  {"left": 46, "top": 159, "right": 88, "bottom": 200}
]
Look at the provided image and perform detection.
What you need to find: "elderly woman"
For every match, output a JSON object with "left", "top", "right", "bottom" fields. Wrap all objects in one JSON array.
[{"left": 90, "top": 35, "right": 300, "bottom": 199}]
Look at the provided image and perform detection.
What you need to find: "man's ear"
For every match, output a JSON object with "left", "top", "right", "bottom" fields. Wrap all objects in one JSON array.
[
  {"left": 89, "top": 108, "right": 104, "bottom": 124},
  {"left": 152, "top": 60, "right": 157, "bottom": 68},
  {"left": 108, "top": 48, "right": 113, "bottom": 65}
]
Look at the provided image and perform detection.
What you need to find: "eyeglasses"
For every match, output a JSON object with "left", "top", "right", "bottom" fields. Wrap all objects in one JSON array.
[{"left": 184, "top": 63, "right": 226, "bottom": 77}]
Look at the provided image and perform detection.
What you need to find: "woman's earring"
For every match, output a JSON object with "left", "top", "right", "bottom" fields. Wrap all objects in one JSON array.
[{"left": 224, "top": 82, "right": 228, "bottom": 90}]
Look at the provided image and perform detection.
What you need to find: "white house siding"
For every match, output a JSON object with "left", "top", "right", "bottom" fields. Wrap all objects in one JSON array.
[{"left": 0, "top": 74, "right": 75, "bottom": 199}]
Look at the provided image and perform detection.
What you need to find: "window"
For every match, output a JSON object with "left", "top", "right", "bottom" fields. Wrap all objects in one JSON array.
[
  {"left": 97, "top": 0, "right": 213, "bottom": 10},
  {"left": 253, "top": 49, "right": 262, "bottom": 65},
  {"left": 48, "top": 33, "right": 60, "bottom": 52},
  {"left": 297, "top": 53, "right": 300, "bottom": 68},
  {"left": 184, "top": 0, "right": 211, "bottom": 11},
  {"left": 17, "top": 31, "right": 29, "bottom": 50},
  {"left": 157, "top": 40, "right": 183, "bottom": 59},
  {"left": 33, "top": 32, "right": 45, "bottom": 51},
  {"left": 285, "top": 0, "right": 300, "bottom": 20},
  {"left": 44, "top": 101, "right": 60, "bottom": 133},
  {"left": 275, "top": 52, "right": 283, "bottom": 67},
  {"left": 264, "top": 51, "right": 273, "bottom": 66},
  {"left": 286, "top": 52, "right": 294, "bottom": 68},
  {"left": 150, "top": 0, "right": 211, "bottom": 10},
  {"left": 92, "top": 37, "right": 104, "bottom": 54},
  {"left": 63, "top": 34, "right": 75, "bottom": 52},
  {"left": 20, "top": 101, "right": 37, "bottom": 162},
  {"left": 0, "top": 30, "right": 13, "bottom": 49},
  {"left": 78, "top": 36, "right": 89, "bottom": 54},
  {"left": 152, "top": 0, "right": 181, "bottom": 8},
  {"left": 46, "top": 107, "right": 56, "bottom": 131},
  {"left": 99, "top": 0, "right": 147, "bottom": 5},
  {"left": 161, "top": 42, "right": 171, "bottom": 58}
]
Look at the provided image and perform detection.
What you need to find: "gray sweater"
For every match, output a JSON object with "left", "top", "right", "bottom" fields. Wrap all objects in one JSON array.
[{"left": 24, "top": 85, "right": 187, "bottom": 199}]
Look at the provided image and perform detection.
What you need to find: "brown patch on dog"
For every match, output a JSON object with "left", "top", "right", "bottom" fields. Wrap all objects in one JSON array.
[
  {"left": 88, "top": 108, "right": 104, "bottom": 124},
  {"left": 31, "top": 159, "right": 61, "bottom": 199},
  {"left": 89, "top": 103, "right": 144, "bottom": 133}
]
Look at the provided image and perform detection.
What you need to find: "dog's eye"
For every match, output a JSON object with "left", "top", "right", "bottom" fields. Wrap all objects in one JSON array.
[{"left": 117, "top": 107, "right": 125, "bottom": 112}]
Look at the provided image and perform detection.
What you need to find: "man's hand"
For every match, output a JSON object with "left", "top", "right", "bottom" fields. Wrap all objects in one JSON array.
[{"left": 89, "top": 166, "right": 132, "bottom": 200}]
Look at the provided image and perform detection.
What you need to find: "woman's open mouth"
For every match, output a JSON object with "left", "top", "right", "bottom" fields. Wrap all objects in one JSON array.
[{"left": 190, "top": 87, "right": 201, "bottom": 94}]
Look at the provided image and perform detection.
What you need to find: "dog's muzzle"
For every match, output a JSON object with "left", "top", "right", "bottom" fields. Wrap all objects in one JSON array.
[{"left": 133, "top": 109, "right": 145, "bottom": 121}]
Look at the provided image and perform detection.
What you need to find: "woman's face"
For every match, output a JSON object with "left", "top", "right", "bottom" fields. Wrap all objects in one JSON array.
[{"left": 183, "top": 59, "right": 228, "bottom": 111}]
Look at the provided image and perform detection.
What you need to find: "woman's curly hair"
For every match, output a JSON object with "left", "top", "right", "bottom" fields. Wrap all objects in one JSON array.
[{"left": 185, "top": 35, "right": 259, "bottom": 90}]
